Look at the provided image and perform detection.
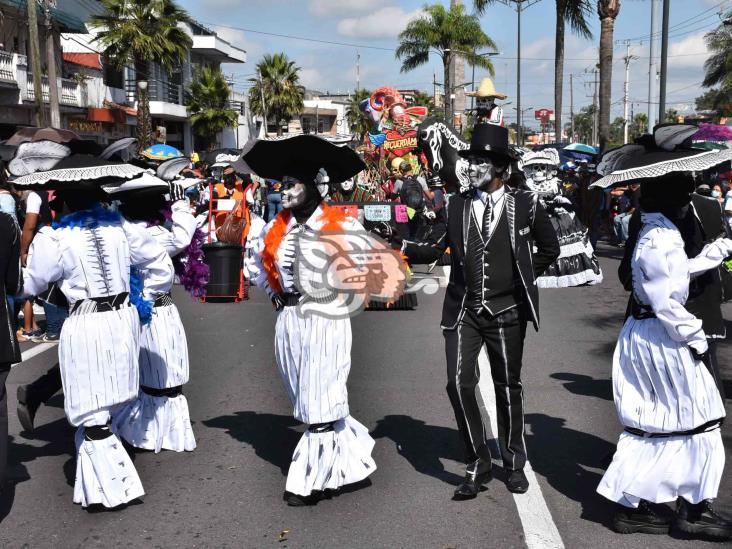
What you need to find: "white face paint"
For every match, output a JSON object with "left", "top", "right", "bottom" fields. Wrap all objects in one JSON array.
[
  {"left": 282, "top": 182, "right": 307, "bottom": 209},
  {"left": 340, "top": 178, "right": 355, "bottom": 192},
  {"left": 467, "top": 155, "right": 497, "bottom": 190}
]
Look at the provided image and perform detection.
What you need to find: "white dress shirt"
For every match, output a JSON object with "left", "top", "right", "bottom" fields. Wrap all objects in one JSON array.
[{"left": 472, "top": 185, "right": 506, "bottom": 238}]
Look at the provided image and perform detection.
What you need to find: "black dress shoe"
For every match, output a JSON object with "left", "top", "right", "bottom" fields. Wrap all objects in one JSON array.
[
  {"left": 675, "top": 499, "right": 732, "bottom": 540},
  {"left": 613, "top": 500, "right": 671, "bottom": 535},
  {"left": 283, "top": 491, "right": 324, "bottom": 507},
  {"left": 16, "top": 385, "right": 39, "bottom": 433},
  {"left": 505, "top": 469, "right": 529, "bottom": 494},
  {"left": 453, "top": 460, "right": 492, "bottom": 500}
]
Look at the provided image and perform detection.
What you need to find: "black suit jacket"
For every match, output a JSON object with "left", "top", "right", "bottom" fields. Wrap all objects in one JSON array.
[
  {"left": 0, "top": 213, "right": 21, "bottom": 364},
  {"left": 404, "top": 186, "right": 560, "bottom": 331},
  {"left": 619, "top": 194, "right": 726, "bottom": 337}
]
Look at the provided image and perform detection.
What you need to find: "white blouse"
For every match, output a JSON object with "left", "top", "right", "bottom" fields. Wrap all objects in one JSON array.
[
  {"left": 632, "top": 212, "right": 732, "bottom": 353},
  {"left": 140, "top": 200, "right": 198, "bottom": 258},
  {"left": 22, "top": 219, "right": 173, "bottom": 305}
]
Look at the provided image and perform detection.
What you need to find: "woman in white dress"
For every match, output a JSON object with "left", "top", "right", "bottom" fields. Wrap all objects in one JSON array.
[
  {"left": 597, "top": 176, "right": 732, "bottom": 540},
  {"left": 113, "top": 183, "right": 200, "bottom": 453},
  {"left": 21, "top": 189, "right": 173, "bottom": 508}
]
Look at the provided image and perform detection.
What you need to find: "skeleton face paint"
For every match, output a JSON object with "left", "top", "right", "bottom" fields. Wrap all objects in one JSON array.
[
  {"left": 340, "top": 178, "right": 355, "bottom": 192},
  {"left": 467, "top": 155, "right": 498, "bottom": 190},
  {"left": 282, "top": 182, "right": 307, "bottom": 209}
]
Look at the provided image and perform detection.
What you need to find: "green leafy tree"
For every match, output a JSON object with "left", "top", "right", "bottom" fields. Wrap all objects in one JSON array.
[
  {"left": 664, "top": 109, "right": 680, "bottom": 123},
  {"left": 91, "top": 0, "right": 192, "bottom": 78},
  {"left": 703, "top": 12, "right": 732, "bottom": 90},
  {"left": 249, "top": 53, "right": 305, "bottom": 136},
  {"left": 597, "top": 0, "right": 621, "bottom": 151},
  {"left": 565, "top": 105, "right": 596, "bottom": 145},
  {"left": 346, "top": 88, "right": 371, "bottom": 138},
  {"left": 695, "top": 88, "right": 732, "bottom": 118},
  {"left": 396, "top": 3, "right": 497, "bottom": 124},
  {"left": 629, "top": 112, "right": 648, "bottom": 140},
  {"left": 186, "top": 67, "right": 239, "bottom": 151}
]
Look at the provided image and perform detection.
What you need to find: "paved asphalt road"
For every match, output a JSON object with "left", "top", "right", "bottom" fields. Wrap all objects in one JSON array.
[{"left": 1, "top": 244, "right": 730, "bottom": 548}]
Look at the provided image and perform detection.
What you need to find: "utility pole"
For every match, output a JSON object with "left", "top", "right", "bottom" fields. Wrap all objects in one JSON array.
[
  {"left": 648, "top": 0, "right": 659, "bottom": 132},
  {"left": 43, "top": 0, "right": 60, "bottom": 128},
  {"left": 356, "top": 50, "right": 360, "bottom": 92},
  {"left": 569, "top": 73, "right": 574, "bottom": 143},
  {"left": 26, "top": 0, "right": 45, "bottom": 127},
  {"left": 592, "top": 68, "right": 599, "bottom": 147},
  {"left": 623, "top": 42, "right": 638, "bottom": 144},
  {"left": 258, "top": 68, "right": 267, "bottom": 137},
  {"left": 658, "top": 0, "right": 670, "bottom": 123}
]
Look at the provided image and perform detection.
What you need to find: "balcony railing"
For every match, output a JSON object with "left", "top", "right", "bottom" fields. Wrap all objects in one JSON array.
[
  {"left": 25, "top": 75, "right": 86, "bottom": 107},
  {"left": 0, "top": 50, "right": 15, "bottom": 83},
  {"left": 126, "top": 79, "right": 184, "bottom": 106}
]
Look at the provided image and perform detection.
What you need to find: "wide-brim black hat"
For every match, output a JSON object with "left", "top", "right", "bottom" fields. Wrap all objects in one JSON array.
[
  {"left": 11, "top": 155, "right": 147, "bottom": 190},
  {"left": 458, "top": 124, "right": 514, "bottom": 162},
  {"left": 235, "top": 135, "right": 365, "bottom": 184}
]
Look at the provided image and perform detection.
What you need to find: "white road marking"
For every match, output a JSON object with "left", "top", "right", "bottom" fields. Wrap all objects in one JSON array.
[
  {"left": 478, "top": 350, "right": 565, "bottom": 549},
  {"left": 14, "top": 342, "right": 58, "bottom": 367}
]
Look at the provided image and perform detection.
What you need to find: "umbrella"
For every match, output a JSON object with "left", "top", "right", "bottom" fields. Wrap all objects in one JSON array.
[
  {"left": 5, "top": 127, "right": 80, "bottom": 146},
  {"left": 691, "top": 140, "right": 728, "bottom": 151},
  {"left": 204, "top": 148, "right": 240, "bottom": 167},
  {"left": 104, "top": 172, "right": 170, "bottom": 200},
  {"left": 156, "top": 157, "right": 192, "bottom": 181},
  {"left": 564, "top": 143, "right": 597, "bottom": 155},
  {"left": 141, "top": 144, "right": 183, "bottom": 161},
  {"left": 235, "top": 135, "right": 365, "bottom": 184},
  {"left": 11, "top": 155, "right": 148, "bottom": 190},
  {"left": 99, "top": 137, "right": 138, "bottom": 161}
]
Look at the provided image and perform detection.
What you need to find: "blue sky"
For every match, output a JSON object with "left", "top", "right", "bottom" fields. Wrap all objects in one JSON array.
[{"left": 179, "top": 0, "right": 730, "bottom": 129}]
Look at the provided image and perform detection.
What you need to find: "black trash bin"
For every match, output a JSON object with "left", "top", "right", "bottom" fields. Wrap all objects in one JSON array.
[{"left": 202, "top": 242, "right": 243, "bottom": 302}]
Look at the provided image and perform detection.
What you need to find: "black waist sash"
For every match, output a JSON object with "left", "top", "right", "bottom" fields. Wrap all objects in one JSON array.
[
  {"left": 624, "top": 418, "right": 722, "bottom": 439},
  {"left": 154, "top": 293, "right": 174, "bottom": 308},
  {"left": 141, "top": 385, "right": 183, "bottom": 398},
  {"left": 631, "top": 296, "right": 656, "bottom": 320},
  {"left": 70, "top": 292, "right": 130, "bottom": 315}
]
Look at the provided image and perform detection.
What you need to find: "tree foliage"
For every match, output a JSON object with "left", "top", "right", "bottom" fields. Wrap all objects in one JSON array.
[
  {"left": 91, "top": 0, "right": 192, "bottom": 75},
  {"left": 396, "top": 3, "right": 497, "bottom": 124},
  {"left": 703, "top": 12, "right": 732, "bottom": 90},
  {"left": 248, "top": 53, "right": 305, "bottom": 136},
  {"left": 695, "top": 88, "right": 732, "bottom": 118},
  {"left": 186, "top": 67, "right": 238, "bottom": 149},
  {"left": 346, "top": 88, "right": 371, "bottom": 138}
]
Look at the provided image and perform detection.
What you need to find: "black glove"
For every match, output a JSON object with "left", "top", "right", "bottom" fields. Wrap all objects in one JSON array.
[
  {"left": 690, "top": 346, "right": 709, "bottom": 363},
  {"left": 390, "top": 232, "right": 403, "bottom": 251},
  {"left": 169, "top": 182, "right": 186, "bottom": 202},
  {"left": 271, "top": 294, "right": 285, "bottom": 311}
]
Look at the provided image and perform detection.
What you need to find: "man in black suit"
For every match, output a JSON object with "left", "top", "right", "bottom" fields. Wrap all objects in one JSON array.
[
  {"left": 402, "top": 125, "right": 560, "bottom": 497},
  {"left": 620, "top": 191, "right": 727, "bottom": 398},
  {"left": 0, "top": 212, "right": 22, "bottom": 488}
]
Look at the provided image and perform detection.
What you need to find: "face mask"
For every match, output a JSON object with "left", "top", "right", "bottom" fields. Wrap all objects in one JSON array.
[
  {"left": 468, "top": 156, "right": 500, "bottom": 190},
  {"left": 340, "top": 179, "right": 355, "bottom": 192},
  {"left": 712, "top": 190, "right": 721, "bottom": 198},
  {"left": 282, "top": 182, "right": 307, "bottom": 209}
]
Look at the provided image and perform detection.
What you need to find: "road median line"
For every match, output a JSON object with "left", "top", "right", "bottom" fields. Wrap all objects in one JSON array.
[{"left": 14, "top": 342, "right": 58, "bottom": 367}]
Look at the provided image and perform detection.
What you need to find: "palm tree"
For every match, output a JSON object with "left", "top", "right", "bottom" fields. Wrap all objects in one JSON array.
[
  {"left": 597, "top": 0, "right": 621, "bottom": 151},
  {"left": 248, "top": 53, "right": 305, "bottom": 136},
  {"left": 553, "top": 1, "right": 592, "bottom": 141},
  {"left": 186, "top": 67, "right": 239, "bottom": 150},
  {"left": 703, "top": 13, "right": 732, "bottom": 89},
  {"left": 346, "top": 88, "right": 371, "bottom": 139},
  {"left": 91, "top": 0, "right": 192, "bottom": 82},
  {"left": 396, "top": 3, "right": 497, "bottom": 124}
]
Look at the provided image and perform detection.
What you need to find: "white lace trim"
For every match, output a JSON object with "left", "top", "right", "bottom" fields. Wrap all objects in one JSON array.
[{"left": 12, "top": 163, "right": 146, "bottom": 186}]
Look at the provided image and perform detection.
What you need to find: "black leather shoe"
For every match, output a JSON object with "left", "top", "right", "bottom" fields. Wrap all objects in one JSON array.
[
  {"left": 453, "top": 459, "right": 492, "bottom": 500},
  {"left": 675, "top": 499, "right": 732, "bottom": 540},
  {"left": 505, "top": 469, "right": 529, "bottom": 494},
  {"left": 613, "top": 500, "right": 670, "bottom": 535},
  {"left": 16, "top": 385, "right": 39, "bottom": 433}
]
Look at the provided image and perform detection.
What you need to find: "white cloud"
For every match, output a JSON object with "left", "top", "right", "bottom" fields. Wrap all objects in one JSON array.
[
  {"left": 337, "top": 7, "right": 424, "bottom": 39},
  {"left": 668, "top": 32, "right": 710, "bottom": 69},
  {"left": 211, "top": 25, "right": 264, "bottom": 61},
  {"left": 309, "top": 0, "right": 388, "bottom": 18},
  {"left": 299, "top": 67, "right": 325, "bottom": 89}
]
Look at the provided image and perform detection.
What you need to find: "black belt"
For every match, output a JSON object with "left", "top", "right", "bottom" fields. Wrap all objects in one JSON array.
[
  {"left": 154, "top": 293, "right": 174, "bottom": 308},
  {"left": 141, "top": 385, "right": 183, "bottom": 398},
  {"left": 281, "top": 292, "right": 302, "bottom": 307},
  {"left": 631, "top": 297, "right": 656, "bottom": 320},
  {"left": 624, "top": 418, "right": 722, "bottom": 439},
  {"left": 70, "top": 292, "right": 130, "bottom": 315}
]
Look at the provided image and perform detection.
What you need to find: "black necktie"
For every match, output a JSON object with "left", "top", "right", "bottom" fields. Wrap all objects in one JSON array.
[{"left": 482, "top": 195, "right": 493, "bottom": 241}]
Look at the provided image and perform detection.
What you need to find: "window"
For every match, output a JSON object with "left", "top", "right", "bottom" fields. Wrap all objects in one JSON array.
[{"left": 103, "top": 57, "right": 124, "bottom": 89}]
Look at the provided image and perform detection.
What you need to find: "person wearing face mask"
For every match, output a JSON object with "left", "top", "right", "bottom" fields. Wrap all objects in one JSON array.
[
  {"left": 330, "top": 177, "right": 374, "bottom": 203},
  {"left": 399, "top": 124, "right": 560, "bottom": 498},
  {"left": 214, "top": 166, "right": 245, "bottom": 227},
  {"left": 245, "top": 161, "right": 377, "bottom": 507},
  {"left": 598, "top": 173, "right": 732, "bottom": 539}
]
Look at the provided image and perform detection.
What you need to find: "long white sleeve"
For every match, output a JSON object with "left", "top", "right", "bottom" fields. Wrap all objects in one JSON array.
[
  {"left": 638, "top": 236, "right": 708, "bottom": 353},
  {"left": 244, "top": 219, "right": 274, "bottom": 296},
  {"left": 122, "top": 220, "right": 174, "bottom": 299},
  {"left": 21, "top": 227, "right": 63, "bottom": 298},
  {"left": 687, "top": 237, "right": 732, "bottom": 278},
  {"left": 165, "top": 200, "right": 199, "bottom": 257}
]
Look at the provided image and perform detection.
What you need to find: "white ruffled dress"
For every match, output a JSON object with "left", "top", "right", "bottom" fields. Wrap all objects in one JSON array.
[{"left": 597, "top": 213, "right": 731, "bottom": 508}]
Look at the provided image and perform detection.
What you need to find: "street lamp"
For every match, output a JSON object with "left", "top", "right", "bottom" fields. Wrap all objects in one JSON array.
[
  {"left": 137, "top": 80, "right": 152, "bottom": 154},
  {"left": 469, "top": 51, "right": 502, "bottom": 111}
]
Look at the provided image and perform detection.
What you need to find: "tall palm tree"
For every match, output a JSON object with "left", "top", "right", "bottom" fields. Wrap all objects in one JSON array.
[
  {"left": 186, "top": 67, "right": 239, "bottom": 150},
  {"left": 396, "top": 3, "right": 497, "bottom": 124},
  {"left": 553, "top": 1, "right": 592, "bottom": 141},
  {"left": 703, "top": 13, "right": 732, "bottom": 89},
  {"left": 597, "top": 0, "right": 621, "bottom": 151},
  {"left": 346, "top": 88, "right": 371, "bottom": 139},
  {"left": 248, "top": 53, "right": 305, "bottom": 136},
  {"left": 91, "top": 0, "right": 192, "bottom": 81}
]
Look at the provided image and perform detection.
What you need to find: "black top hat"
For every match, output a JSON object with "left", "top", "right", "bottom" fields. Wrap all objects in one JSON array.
[{"left": 459, "top": 124, "right": 513, "bottom": 162}]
